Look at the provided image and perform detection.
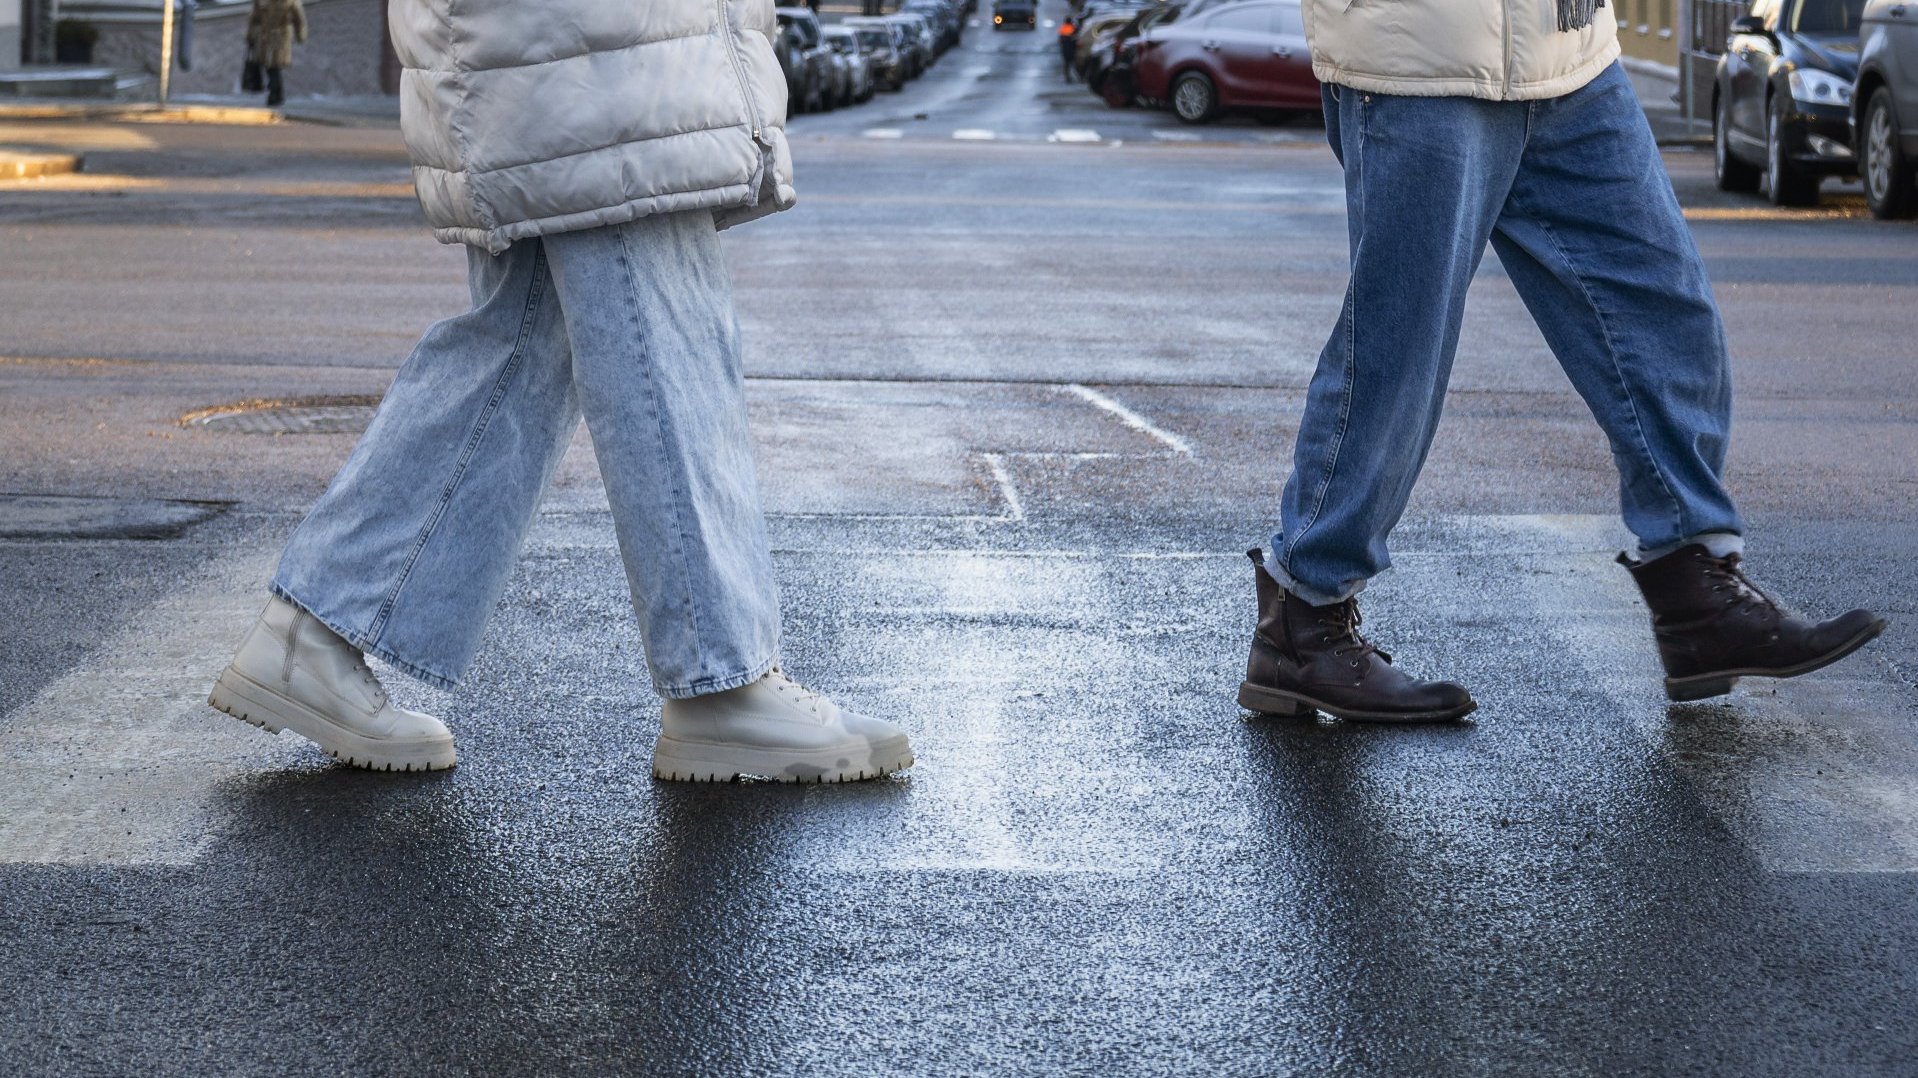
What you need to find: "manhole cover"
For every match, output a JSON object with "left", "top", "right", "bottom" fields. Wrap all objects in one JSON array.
[{"left": 180, "top": 396, "right": 381, "bottom": 434}]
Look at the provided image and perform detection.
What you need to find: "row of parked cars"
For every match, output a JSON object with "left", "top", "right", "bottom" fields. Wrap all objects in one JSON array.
[
  {"left": 1712, "top": 0, "right": 1918, "bottom": 218},
  {"left": 774, "top": 2, "right": 976, "bottom": 115},
  {"left": 1066, "top": 0, "right": 1317, "bottom": 123},
  {"left": 1063, "top": 0, "right": 1918, "bottom": 219}
]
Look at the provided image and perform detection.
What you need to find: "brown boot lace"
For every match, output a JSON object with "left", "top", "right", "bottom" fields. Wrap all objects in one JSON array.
[{"left": 1315, "top": 601, "right": 1392, "bottom": 665}]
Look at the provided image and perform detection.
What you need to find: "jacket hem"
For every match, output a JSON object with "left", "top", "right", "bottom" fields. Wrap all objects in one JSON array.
[
  {"left": 431, "top": 177, "right": 797, "bottom": 253},
  {"left": 1313, "top": 41, "right": 1621, "bottom": 102}
]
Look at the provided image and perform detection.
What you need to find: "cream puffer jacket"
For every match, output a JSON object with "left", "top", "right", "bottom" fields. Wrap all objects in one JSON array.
[
  {"left": 1302, "top": 0, "right": 1622, "bottom": 101},
  {"left": 389, "top": 0, "right": 795, "bottom": 254}
]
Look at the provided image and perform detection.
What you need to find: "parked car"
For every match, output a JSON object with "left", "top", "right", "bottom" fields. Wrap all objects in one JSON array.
[
  {"left": 822, "top": 25, "right": 879, "bottom": 105},
  {"left": 1855, "top": 0, "right": 1918, "bottom": 217},
  {"left": 776, "top": 7, "right": 837, "bottom": 114},
  {"left": 844, "top": 18, "right": 918, "bottom": 87},
  {"left": 994, "top": 0, "right": 1038, "bottom": 30},
  {"left": 903, "top": 0, "right": 964, "bottom": 52},
  {"left": 898, "top": 13, "right": 943, "bottom": 61},
  {"left": 1093, "top": 2, "right": 1210, "bottom": 106},
  {"left": 1073, "top": 7, "right": 1151, "bottom": 81},
  {"left": 1133, "top": 0, "right": 1316, "bottom": 123},
  {"left": 1714, "top": 0, "right": 1868, "bottom": 206}
]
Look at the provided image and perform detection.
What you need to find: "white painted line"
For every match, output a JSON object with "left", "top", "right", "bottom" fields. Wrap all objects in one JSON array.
[
  {"left": 1049, "top": 128, "right": 1102, "bottom": 144},
  {"left": 0, "top": 550, "right": 310, "bottom": 865},
  {"left": 1152, "top": 129, "right": 1203, "bottom": 142},
  {"left": 964, "top": 65, "right": 993, "bottom": 77},
  {"left": 863, "top": 128, "right": 905, "bottom": 140},
  {"left": 980, "top": 452, "right": 1026, "bottom": 521},
  {"left": 952, "top": 128, "right": 997, "bottom": 141},
  {"left": 1062, "top": 383, "right": 1194, "bottom": 455}
]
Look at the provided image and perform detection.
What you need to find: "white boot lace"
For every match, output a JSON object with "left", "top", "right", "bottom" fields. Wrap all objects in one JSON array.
[{"left": 765, "top": 665, "right": 823, "bottom": 716}]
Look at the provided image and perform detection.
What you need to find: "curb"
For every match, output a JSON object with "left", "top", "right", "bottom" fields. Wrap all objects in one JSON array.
[
  {"left": 0, "top": 102, "right": 281, "bottom": 125},
  {"left": 0, "top": 148, "right": 82, "bottom": 179}
]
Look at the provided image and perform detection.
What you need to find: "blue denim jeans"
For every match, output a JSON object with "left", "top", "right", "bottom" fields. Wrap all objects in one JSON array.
[
  {"left": 273, "top": 211, "right": 781, "bottom": 697},
  {"left": 1269, "top": 63, "right": 1745, "bottom": 605}
]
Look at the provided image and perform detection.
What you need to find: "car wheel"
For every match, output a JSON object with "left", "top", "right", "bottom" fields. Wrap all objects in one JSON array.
[
  {"left": 1766, "top": 94, "right": 1820, "bottom": 207},
  {"left": 1714, "top": 93, "right": 1761, "bottom": 194},
  {"left": 1863, "top": 87, "right": 1918, "bottom": 220},
  {"left": 1171, "top": 71, "right": 1217, "bottom": 125},
  {"left": 1100, "top": 74, "right": 1135, "bottom": 109}
]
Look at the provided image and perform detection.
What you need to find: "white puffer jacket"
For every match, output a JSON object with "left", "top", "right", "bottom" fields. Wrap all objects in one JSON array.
[
  {"left": 1302, "top": 0, "right": 1621, "bottom": 101},
  {"left": 389, "top": 0, "right": 795, "bottom": 253}
]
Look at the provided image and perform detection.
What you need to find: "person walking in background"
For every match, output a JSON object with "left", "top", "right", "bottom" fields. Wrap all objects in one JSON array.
[
  {"left": 1236, "top": 0, "right": 1886, "bottom": 724},
  {"left": 207, "top": 0, "right": 914, "bottom": 785},
  {"left": 1058, "top": 16, "right": 1077, "bottom": 81},
  {"left": 245, "top": 0, "right": 306, "bottom": 107}
]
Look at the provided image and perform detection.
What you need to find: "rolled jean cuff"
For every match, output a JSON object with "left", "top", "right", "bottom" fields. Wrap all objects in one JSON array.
[
  {"left": 653, "top": 650, "right": 779, "bottom": 701},
  {"left": 1638, "top": 530, "right": 1744, "bottom": 563},
  {"left": 1263, "top": 546, "right": 1367, "bottom": 607}
]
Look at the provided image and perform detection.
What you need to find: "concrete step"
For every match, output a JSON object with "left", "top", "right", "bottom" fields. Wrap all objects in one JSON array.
[{"left": 0, "top": 65, "right": 148, "bottom": 100}]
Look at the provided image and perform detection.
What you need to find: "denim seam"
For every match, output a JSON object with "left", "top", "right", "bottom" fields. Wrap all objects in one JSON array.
[
  {"left": 612, "top": 224, "right": 710, "bottom": 669},
  {"left": 1283, "top": 90, "right": 1364, "bottom": 583},
  {"left": 654, "top": 649, "right": 779, "bottom": 701},
  {"left": 1516, "top": 192, "right": 1686, "bottom": 545},
  {"left": 268, "top": 581, "right": 459, "bottom": 690},
  {"left": 366, "top": 244, "right": 549, "bottom": 648}
]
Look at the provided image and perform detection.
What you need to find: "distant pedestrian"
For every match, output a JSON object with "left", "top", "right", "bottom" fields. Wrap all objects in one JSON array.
[
  {"left": 1235, "top": 0, "right": 1886, "bottom": 724},
  {"left": 1058, "top": 18, "right": 1076, "bottom": 81},
  {"left": 207, "top": 0, "right": 914, "bottom": 785},
  {"left": 245, "top": 0, "right": 306, "bottom": 107}
]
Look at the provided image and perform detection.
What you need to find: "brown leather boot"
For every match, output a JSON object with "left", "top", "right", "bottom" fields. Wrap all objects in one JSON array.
[
  {"left": 1236, "top": 549, "right": 1477, "bottom": 723},
  {"left": 1620, "top": 545, "right": 1887, "bottom": 702}
]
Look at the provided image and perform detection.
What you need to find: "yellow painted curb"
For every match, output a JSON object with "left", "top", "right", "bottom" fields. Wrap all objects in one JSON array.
[
  {"left": 0, "top": 103, "right": 281, "bottom": 125},
  {"left": 0, "top": 148, "right": 81, "bottom": 179}
]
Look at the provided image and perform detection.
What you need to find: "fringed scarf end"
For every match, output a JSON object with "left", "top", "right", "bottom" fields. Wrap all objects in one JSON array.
[{"left": 1557, "top": 0, "right": 1607, "bottom": 32}]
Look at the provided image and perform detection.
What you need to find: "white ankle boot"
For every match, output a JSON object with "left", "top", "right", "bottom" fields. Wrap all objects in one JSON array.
[
  {"left": 653, "top": 667, "right": 912, "bottom": 784},
  {"left": 208, "top": 596, "right": 457, "bottom": 772}
]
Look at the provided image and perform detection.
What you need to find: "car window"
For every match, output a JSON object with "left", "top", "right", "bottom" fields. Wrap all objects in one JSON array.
[
  {"left": 1791, "top": 0, "right": 1866, "bottom": 32},
  {"left": 1209, "top": 3, "right": 1274, "bottom": 32},
  {"left": 1272, "top": 2, "right": 1303, "bottom": 35}
]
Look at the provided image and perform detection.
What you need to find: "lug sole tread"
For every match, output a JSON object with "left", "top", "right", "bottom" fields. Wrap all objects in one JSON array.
[
  {"left": 207, "top": 676, "right": 457, "bottom": 773},
  {"left": 651, "top": 753, "right": 914, "bottom": 785}
]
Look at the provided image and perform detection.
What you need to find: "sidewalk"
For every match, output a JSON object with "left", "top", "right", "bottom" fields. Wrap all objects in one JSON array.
[{"left": 0, "top": 93, "right": 398, "bottom": 129}]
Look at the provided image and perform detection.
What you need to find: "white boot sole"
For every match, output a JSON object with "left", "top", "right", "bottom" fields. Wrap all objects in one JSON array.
[
  {"left": 208, "top": 667, "right": 458, "bottom": 773},
  {"left": 652, "top": 733, "right": 912, "bottom": 784}
]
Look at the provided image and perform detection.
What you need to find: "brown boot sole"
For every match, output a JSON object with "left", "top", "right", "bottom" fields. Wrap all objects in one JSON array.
[
  {"left": 1664, "top": 616, "right": 1889, "bottom": 702},
  {"left": 1237, "top": 681, "right": 1477, "bottom": 724}
]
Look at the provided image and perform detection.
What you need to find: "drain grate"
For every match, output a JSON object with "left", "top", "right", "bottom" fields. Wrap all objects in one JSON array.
[{"left": 180, "top": 395, "right": 381, "bottom": 435}]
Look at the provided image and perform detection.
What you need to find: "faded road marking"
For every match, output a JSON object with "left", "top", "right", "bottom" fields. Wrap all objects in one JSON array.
[
  {"left": 1063, "top": 383, "right": 1194, "bottom": 455},
  {"left": 1484, "top": 514, "right": 1918, "bottom": 874},
  {"left": 0, "top": 550, "right": 302, "bottom": 865}
]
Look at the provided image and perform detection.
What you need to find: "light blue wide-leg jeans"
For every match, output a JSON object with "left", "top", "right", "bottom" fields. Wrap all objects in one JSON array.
[
  {"left": 1269, "top": 64, "right": 1746, "bottom": 605},
  {"left": 271, "top": 211, "right": 781, "bottom": 698}
]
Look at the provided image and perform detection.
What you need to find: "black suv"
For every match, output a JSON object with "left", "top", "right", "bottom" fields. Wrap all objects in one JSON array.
[
  {"left": 1714, "top": 0, "right": 1868, "bottom": 205},
  {"left": 1855, "top": 0, "right": 1918, "bottom": 217}
]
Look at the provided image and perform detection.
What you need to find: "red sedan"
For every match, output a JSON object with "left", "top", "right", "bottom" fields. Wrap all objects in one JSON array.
[{"left": 1134, "top": 0, "right": 1318, "bottom": 123}]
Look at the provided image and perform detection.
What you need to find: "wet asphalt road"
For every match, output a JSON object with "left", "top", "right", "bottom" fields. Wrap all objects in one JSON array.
[{"left": 4, "top": 4, "right": 1918, "bottom": 1074}]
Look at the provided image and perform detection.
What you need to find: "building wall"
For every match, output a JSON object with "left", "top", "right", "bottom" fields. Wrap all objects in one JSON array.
[
  {"left": 1615, "top": 0, "right": 1683, "bottom": 69},
  {"left": 86, "top": 0, "right": 387, "bottom": 96},
  {"left": 2, "top": 0, "right": 22, "bottom": 71}
]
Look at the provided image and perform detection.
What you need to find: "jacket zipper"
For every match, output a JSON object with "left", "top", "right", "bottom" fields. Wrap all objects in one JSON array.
[
  {"left": 1500, "top": 0, "right": 1514, "bottom": 99},
  {"left": 716, "top": 0, "right": 771, "bottom": 146}
]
